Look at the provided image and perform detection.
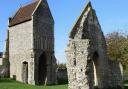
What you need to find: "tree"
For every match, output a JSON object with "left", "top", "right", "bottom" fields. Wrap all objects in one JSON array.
[
  {"left": 57, "top": 63, "right": 66, "bottom": 69},
  {"left": 106, "top": 31, "right": 128, "bottom": 66}
]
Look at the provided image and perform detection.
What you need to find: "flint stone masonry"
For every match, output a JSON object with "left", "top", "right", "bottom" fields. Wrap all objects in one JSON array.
[
  {"left": 4, "top": 0, "right": 57, "bottom": 85},
  {"left": 66, "top": 2, "right": 123, "bottom": 89}
]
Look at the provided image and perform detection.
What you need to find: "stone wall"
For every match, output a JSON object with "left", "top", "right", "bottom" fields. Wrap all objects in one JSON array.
[
  {"left": 0, "top": 53, "right": 3, "bottom": 65},
  {"left": 2, "top": 30, "right": 10, "bottom": 78},
  {"left": 57, "top": 68, "right": 68, "bottom": 80},
  {"left": 33, "top": 0, "right": 56, "bottom": 85},
  {"left": 66, "top": 2, "right": 123, "bottom": 89},
  {"left": 9, "top": 20, "right": 35, "bottom": 84},
  {"left": 8, "top": 0, "right": 57, "bottom": 85},
  {"left": 108, "top": 60, "right": 123, "bottom": 88},
  {"left": 0, "top": 58, "right": 2, "bottom": 65},
  {"left": 124, "top": 65, "right": 128, "bottom": 81}
]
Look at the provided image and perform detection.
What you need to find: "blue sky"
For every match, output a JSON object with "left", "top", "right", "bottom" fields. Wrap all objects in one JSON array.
[{"left": 0, "top": 0, "right": 128, "bottom": 63}]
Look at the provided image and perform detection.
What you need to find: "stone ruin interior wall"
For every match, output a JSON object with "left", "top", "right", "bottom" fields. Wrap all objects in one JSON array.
[
  {"left": 66, "top": 2, "right": 123, "bottom": 89},
  {"left": 57, "top": 68, "right": 68, "bottom": 80},
  {"left": 124, "top": 65, "right": 128, "bottom": 81},
  {"left": 108, "top": 60, "right": 123, "bottom": 88}
]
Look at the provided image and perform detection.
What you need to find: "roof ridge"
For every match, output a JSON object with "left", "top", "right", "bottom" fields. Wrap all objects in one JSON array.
[{"left": 20, "top": 0, "right": 39, "bottom": 9}]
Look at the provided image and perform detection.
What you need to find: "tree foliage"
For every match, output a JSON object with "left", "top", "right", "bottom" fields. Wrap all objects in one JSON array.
[
  {"left": 57, "top": 63, "right": 66, "bottom": 69},
  {"left": 106, "top": 31, "right": 128, "bottom": 66}
]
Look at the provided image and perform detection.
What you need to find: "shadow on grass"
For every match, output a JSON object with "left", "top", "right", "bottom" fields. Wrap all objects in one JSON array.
[
  {"left": 124, "top": 80, "right": 128, "bottom": 84},
  {"left": 0, "top": 78, "right": 16, "bottom": 83},
  {"left": 125, "top": 86, "right": 128, "bottom": 89},
  {"left": 46, "top": 78, "right": 68, "bottom": 86},
  {"left": 57, "top": 78, "right": 68, "bottom": 85},
  {"left": 0, "top": 78, "right": 68, "bottom": 86},
  {"left": 94, "top": 86, "right": 127, "bottom": 89}
]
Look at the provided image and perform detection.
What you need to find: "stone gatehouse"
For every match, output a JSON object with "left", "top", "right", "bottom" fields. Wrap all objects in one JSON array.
[
  {"left": 4, "top": 0, "right": 57, "bottom": 85},
  {"left": 65, "top": 1, "right": 123, "bottom": 89}
]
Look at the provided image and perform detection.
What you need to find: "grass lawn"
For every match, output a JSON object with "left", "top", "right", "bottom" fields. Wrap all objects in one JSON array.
[
  {"left": 124, "top": 80, "right": 128, "bottom": 84},
  {"left": 124, "top": 80, "right": 128, "bottom": 89},
  {"left": 0, "top": 79, "right": 128, "bottom": 89},
  {"left": 0, "top": 79, "right": 68, "bottom": 89}
]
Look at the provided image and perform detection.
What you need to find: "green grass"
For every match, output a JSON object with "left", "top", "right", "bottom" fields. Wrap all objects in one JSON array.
[
  {"left": 124, "top": 80, "right": 128, "bottom": 84},
  {"left": 0, "top": 79, "right": 68, "bottom": 89},
  {"left": 0, "top": 79, "right": 128, "bottom": 89},
  {"left": 125, "top": 86, "right": 128, "bottom": 89},
  {"left": 124, "top": 80, "right": 128, "bottom": 89}
]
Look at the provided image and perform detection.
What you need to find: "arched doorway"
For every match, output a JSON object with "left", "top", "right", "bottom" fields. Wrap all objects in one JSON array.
[
  {"left": 38, "top": 52, "right": 47, "bottom": 85},
  {"left": 93, "top": 52, "right": 99, "bottom": 87},
  {"left": 22, "top": 61, "right": 28, "bottom": 84}
]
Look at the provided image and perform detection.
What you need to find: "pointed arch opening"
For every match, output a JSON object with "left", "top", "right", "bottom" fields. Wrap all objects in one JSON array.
[
  {"left": 38, "top": 52, "right": 47, "bottom": 85},
  {"left": 92, "top": 51, "right": 99, "bottom": 87}
]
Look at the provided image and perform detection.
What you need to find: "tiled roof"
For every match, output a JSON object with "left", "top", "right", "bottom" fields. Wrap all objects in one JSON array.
[{"left": 9, "top": 1, "right": 39, "bottom": 27}]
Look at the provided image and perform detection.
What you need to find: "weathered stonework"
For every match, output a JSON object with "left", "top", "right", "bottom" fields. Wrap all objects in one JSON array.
[
  {"left": 66, "top": 1, "right": 123, "bottom": 89},
  {"left": 0, "top": 59, "right": 2, "bottom": 65},
  {"left": 0, "top": 30, "right": 10, "bottom": 77},
  {"left": 57, "top": 68, "right": 68, "bottom": 80},
  {"left": 124, "top": 65, "right": 128, "bottom": 81},
  {"left": 9, "top": 20, "right": 35, "bottom": 84},
  {"left": 6, "top": 0, "right": 57, "bottom": 85},
  {"left": 108, "top": 60, "right": 123, "bottom": 88}
]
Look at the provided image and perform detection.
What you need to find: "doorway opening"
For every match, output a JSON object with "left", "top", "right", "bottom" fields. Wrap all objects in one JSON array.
[
  {"left": 22, "top": 61, "right": 28, "bottom": 84},
  {"left": 38, "top": 52, "right": 47, "bottom": 85}
]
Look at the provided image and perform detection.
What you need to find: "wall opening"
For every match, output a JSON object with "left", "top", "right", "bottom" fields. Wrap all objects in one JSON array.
[
  {"left": 73, "top": 58, "right": 76, "bottom": 66},
  {"left": 93, "top": 51, "right": 99, "bottom": 87},
  {"left": 12, "top": 75, "right": 16, "bottom": 80},
  {"left": 38, "top": 52, "right": 47, "bottom": 85},
  {"left": 22, "top": 61, "right": 28, "bottom": 84}
]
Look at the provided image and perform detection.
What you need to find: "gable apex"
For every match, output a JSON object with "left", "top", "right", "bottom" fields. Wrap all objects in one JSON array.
[
  {"left": 32, "top": 0, "right": 42, "bottom": 15},
  {"left": 69, "top": 1, "right": 93, "bottom": 38}
]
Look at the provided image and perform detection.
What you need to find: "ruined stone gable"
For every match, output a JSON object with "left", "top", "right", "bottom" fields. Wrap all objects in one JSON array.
[{"left": 66, "top": 1, "right": 123, "bottom": 89}]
